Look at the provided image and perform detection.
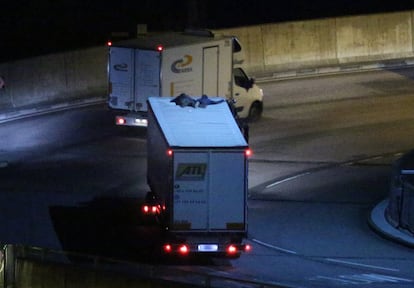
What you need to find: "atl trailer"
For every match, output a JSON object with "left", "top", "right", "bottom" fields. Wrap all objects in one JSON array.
[{"left": 144, "top": 96, "right": 251, "bottom": 258}]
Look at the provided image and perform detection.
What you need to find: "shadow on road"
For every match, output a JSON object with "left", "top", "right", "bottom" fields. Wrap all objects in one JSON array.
[
  {"left": 49, "top": 197, "right": 218, "bottom": 265},
  {"left": 49, "top": 197, "right": 164, "bottom": 262}
]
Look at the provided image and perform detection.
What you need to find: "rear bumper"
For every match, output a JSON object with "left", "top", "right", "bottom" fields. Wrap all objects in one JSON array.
[
  {"left": 161, "top": 232, "right": 250, "bottom": 257},
  {"left": 114, "top": 112, "right": 148, "bottom": 127}
]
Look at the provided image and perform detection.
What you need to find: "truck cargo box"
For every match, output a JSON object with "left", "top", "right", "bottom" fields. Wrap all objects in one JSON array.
[
  {"left": 107, "top": 31, "right": 264, "bottom": 127},
  {"left": 146, "top": 96, "right": 250, "bottom": 256}
]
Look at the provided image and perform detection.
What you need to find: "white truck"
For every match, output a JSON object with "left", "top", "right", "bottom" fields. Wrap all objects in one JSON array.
[
  {"left": 107, "top": 30, "right": 263, "bottom": 127},
  {"left": 144, "top": 96, "right": 251, "bottom": 258}
]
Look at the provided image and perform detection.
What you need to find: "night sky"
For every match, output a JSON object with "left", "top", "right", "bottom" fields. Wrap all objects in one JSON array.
[{"left": 2, "top": 0, "right": 414, "bottom": 62}]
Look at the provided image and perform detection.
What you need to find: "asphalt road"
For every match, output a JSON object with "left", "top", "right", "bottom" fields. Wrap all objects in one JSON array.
[
  {"left": 230, "top": 68, "right": 414, "bottom": 287},
  {"left": 1, "top": 68, "right": 414, "bottom": 287}
]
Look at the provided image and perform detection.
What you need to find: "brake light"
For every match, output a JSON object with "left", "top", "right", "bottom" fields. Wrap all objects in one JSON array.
[
  {"left": 163, "top": 244, "right": 172, "bottom": 253},
  {"left": 178, "top": 244, "right": 190, "bottom": 255},
  {"left": 142, "top": 204, "right": 161, "bottom": 215},
  {"left": 226, "top": 244, "right": 238, "bottom": 255},
  {"left": 107, "top": 41, "right": 112, "bottom": 46},
  {"left": 156, "top": 45, "right": 163, "bottom": 51},
  {"left": 116, "top": 117, "right": 126, "bottom": 125},
  {"left": 167, "top": 149, "right": 173, "bottom": 156},
  {"left": 245, "top": 148, "right": 252, "bottom": 157}
]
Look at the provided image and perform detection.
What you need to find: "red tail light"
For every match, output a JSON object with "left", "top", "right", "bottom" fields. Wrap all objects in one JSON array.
[
  {"left": 167, "top": 149, "right": 173, "bottom": 156},
  {"left": 244, "top": 244, "right": 252, "bottom": 252},
  {"left": 178, "top": 244, "right": 190, "bottom": 255},
  {"left": 163, "top": 243, "right": 190, "bottom": 255},
  {"left": 226, "top": 244, "right": 238, "bottom": 255},
  {"left": 142, "top": 204, "right": 161, "bottom": 215},
  {"left": 245, "top": 148, "right": 252, "bottom": 157},
  {"left": 163, "top": 244, "right": 172, "bottom": 253},
  {"left": 116, "top": 117, "right": 126, "bottom": 125}
]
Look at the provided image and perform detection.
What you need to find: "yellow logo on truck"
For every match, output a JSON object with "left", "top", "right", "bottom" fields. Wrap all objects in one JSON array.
[
  {"left": 176, "top": 163, "right": 206, "bottom": 180},
  {"left": 171, "top": 55, "right": 193, "bottom": 73}
]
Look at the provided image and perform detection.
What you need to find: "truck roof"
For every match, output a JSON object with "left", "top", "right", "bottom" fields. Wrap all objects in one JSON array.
[
  {"left": 148, "top": 97, "right": 248, "bottom": 148},
  {"left": 112, "top": 31, "right": 236, "bottom": 50}
]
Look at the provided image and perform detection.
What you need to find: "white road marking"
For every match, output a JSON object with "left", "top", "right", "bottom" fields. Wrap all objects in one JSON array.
[
  {"left": 265, "top": 172, "right": 311, "bottom": 189},
  {"left": 310, "top": 273, "right": 413, "bottom": 285},
  {"left": 325, "top": 258, "right": 399, "bottom": 272},
  {"left": 251, "top": 238, "right": 297, "bottom": 255},
  {"left": 357, "top": 274, "right": 413, "bottom": 283}
]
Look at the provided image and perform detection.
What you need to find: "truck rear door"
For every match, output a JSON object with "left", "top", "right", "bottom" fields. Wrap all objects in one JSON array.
[
  {"left": 108, "top": 47, "right": 134, "bottom": 110},
  {"left": 109, "top": 47, "right": 160, "bottom": 111},
  {"left": 172, "top": 150, "right": 246, "bottom": 232}
]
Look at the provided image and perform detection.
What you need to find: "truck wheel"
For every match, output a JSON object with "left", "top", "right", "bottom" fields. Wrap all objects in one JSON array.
[{"left": 248, "top": 102, "right": 262, "bottom": 122}]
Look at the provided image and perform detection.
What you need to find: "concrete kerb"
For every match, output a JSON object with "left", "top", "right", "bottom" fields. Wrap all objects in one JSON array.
[
  {"left": 0, "top": 96, "right": 106, "bottom": 124},
  {"left": 0, "top": 95, "right": 105, "bottom": 169},
  {"left": 368, "top": 199, "right": 414, "bottom": 248},
  {"left": 253, "top": 57, "right": 414, "bottom": 82}
]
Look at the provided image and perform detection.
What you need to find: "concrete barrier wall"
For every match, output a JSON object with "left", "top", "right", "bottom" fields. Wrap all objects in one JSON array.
[
  {"left": 215, "top": 10, "right": 414, "bottom": 73},
  {"left": 0, "top": 47, "right": 106, "bottom": 109},
  {"left": 262, "top": 18, "right": 338, "bottom": 70},
  {"left": 214, "top": 25, "right": 266, "bottom": 73},
  {"left": 1, "top": 11, "right": 414, "bottom": 110},
  {"left": 336, "top": 12, "right": 413, "bottom": 62}
]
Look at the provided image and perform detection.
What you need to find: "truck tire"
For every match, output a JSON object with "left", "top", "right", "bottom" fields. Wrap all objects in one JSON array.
[{"left": 248, "top": 101, "right": 263, "bottom": 122}]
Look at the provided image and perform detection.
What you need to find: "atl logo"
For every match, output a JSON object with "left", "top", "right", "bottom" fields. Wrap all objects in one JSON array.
[{"left": 176, "top": 163, "right": 206, "bottom": 180}]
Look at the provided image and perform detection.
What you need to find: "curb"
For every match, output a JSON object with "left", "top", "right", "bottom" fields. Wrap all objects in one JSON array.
[
  {"left": 368, "top": 199, "right": 414, "bottom": 248},
  {"left": 0, "top": 97, "right": 106, "bottom": 124},
  {"left": 254, "top": 58, "right": 414, "bottom": 82}
]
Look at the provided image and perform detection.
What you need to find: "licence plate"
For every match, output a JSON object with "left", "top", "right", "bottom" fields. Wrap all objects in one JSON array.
[{"left": 198, "top": 244, "right": 218, "bottom": 252}]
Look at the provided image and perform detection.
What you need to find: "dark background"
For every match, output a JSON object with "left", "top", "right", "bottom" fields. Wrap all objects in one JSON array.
[{"left": 2, "top": 0, "right": 414, "bottom": 62}]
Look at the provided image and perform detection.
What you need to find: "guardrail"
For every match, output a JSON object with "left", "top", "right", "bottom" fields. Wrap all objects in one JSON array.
[{"left": 1, "top": 244, "right": 289, "bottom": 288}]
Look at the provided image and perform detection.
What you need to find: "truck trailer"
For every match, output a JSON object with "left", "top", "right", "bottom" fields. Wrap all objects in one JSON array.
[
  {"left": 107, "top": 30, "right": 263, "bottom": 127},
  {"left": 144, "top": 96, "right": 251, "bottom": 258}
]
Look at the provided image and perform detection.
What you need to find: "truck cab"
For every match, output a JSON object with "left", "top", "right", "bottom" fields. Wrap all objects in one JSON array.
[{"left": 233, "top": 67, "right": 263, "bottom": 121}]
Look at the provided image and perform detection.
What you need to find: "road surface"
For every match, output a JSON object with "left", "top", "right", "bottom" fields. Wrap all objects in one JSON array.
[{"left": 1, "top": 68, "right": 414, "bottom": 287}]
